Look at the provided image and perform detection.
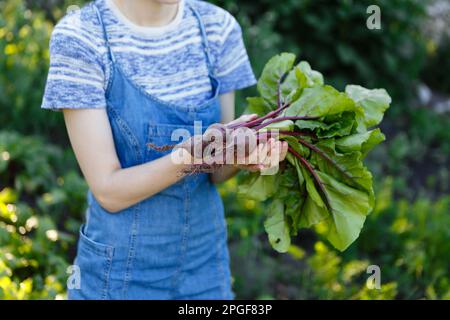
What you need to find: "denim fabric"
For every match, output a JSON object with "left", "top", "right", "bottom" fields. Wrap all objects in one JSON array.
[{"left": 68, "top": 2, "right": 232, "bottom": 300}]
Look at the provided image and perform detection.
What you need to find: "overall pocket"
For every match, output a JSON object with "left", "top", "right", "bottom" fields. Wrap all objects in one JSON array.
[
  {"left": 146, "top": 123, "right": 212, "bottom": 192},
  {"left": 69, "top": 225, "right": 115, "bottom": 300},
  {"left": 146, "top": 123, "right": 196, "bottom": 161}
]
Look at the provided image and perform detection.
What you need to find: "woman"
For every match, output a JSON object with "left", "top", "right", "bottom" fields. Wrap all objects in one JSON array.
[{"left": 42, "top": 0, "right": 287, "bottom": 300}]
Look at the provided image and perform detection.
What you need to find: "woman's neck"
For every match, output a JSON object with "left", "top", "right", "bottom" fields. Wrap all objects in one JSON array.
[{"left": 112, "top": 0, "right": 180, "bottom": 27}]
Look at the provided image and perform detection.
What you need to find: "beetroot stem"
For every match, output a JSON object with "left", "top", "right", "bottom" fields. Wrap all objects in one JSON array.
[
  {"left": 296, "top": 138, "right": 360, "bottom": 187},
  {"left": 229, "top": 102, "right": 292, "bottom": 129},
  {"left": 288, "top": 146, "right": 333, "bottom": 213},
  {"left": 228, "top": 73, "right": 290, "bottom": 130}
]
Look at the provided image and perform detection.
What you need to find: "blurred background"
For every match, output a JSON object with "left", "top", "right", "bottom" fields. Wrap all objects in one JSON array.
[{"left": 0, "top": 0, "right": 449, "bottom": 299}]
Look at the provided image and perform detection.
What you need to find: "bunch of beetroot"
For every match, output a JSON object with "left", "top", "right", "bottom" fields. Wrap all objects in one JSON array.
[{"left": 151, "top": 53, "right": 392, "bottom": 252}]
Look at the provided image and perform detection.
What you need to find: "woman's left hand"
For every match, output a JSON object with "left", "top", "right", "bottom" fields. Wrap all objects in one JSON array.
[
  {"left": 235, "top": 137, "right": 288, "bottom": 173},
  {"left": 225, "top": 114, "right": 289, "bottom": 173}
]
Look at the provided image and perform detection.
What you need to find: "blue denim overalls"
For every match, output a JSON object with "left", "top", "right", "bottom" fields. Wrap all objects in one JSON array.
[{"left": 68, "top": 2, "right": 232, "bottom": 300}]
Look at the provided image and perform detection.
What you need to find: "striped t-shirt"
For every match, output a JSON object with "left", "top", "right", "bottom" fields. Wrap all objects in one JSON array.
[{"left": 41, "top": 0, "right": 256, "bottom": 110}]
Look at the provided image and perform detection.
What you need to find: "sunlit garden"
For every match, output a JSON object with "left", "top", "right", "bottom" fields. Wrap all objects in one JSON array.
[{"left": 0, "top": 0, "right": 449, "bottom": 299}]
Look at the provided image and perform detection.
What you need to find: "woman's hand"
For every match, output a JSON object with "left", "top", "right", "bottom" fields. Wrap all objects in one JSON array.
[
  {"left": 203, "top": 114, "right": 288, "bottom": 172},
  {"left": 235, "top": 137, "right": 288, "bottom": 173},
  {"left": 208, "top": 111, "right": 289, "bottom": 183},
  {"left": 226, "top": 114, "right": 288, "bottom": 173}
]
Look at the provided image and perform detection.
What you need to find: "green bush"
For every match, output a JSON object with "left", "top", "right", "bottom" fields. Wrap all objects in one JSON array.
[
  {"left": 367, "top": 107, "right": 450, "bottom": 199},
  {"left": 220, "top": 177, "right": 450, "bottom": 299},
  {"left": 422, "top": 36, "right": 450, "bottom": 94},
  {"left": 355, "top": 179, "right": 450, "bottom": 299},
  {"left": 0, "top": 131, "right": 87, "bottom": 299},
  {"left": 0, "top": 0, "right": 62, "bottom": 139}
]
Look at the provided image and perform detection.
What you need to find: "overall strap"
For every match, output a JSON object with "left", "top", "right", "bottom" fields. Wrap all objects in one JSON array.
[
  {"left": 91, "top": 3, "right": 116, "bottom": 64},
  {"left": 188, "top": 1, "right": 215, "bottom": 76}
]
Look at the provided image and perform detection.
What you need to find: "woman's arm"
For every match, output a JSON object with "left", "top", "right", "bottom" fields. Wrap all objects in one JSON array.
[{"left": 63, "top": 108, "right": 192, "bottom": 213}]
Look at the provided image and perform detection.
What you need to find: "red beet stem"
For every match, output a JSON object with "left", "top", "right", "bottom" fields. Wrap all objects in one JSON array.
[{"left": 288, "top": 146, "right": 332, "bottom": 212}]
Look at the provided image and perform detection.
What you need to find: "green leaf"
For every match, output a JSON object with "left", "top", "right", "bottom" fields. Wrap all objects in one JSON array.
[
  {"left": 278, "top": 164, "right": 302, "bottom": 190},
  {"left": 282, "top": 135, "right": 310, "bottom": 158},
  {"left": 277, "top": 166, "right": 305, "bottom": 235},
  {"left": 279, "top": 60, "right": 324, "bottom": 104},
  {"left": 285, "top": 154, "right": 306, "bottom": 190},
  {"left": 296, "top": 111, "right": 356, "bottom": 138},
  {"left": 345, "top": 85, "right": 391, "bottom": 128},
  {"left": 264, "top": 199, "right": 291, "bottom": 253},
  {"left": 238, "top": 173, "right": 278, "bottom": 201},
  {"left": 245, "top": 97, "right": 273, "bottom": 116},
  {"left": 286, "top": 85, "right": 358, "bottom": 118},
  {"left": 316, "top": 171, "right": 371, "bottom": 251},
  {"left": 257, "top": 53, "right": 296, "bottom": 107},
  {"left": 296, "top": 61, "right": 324, "bottom": 87},
  {"left": 309, "top": 139, "right": 375, "bottom": 208},
  {"left": 281, "top": 67, "right": 302, "bottom": 103},
  {"left": 335, "top": 128, "right": 386, "bottom": 157},
  {"left": 294, "top": 119, "right": 326, "bottom": 131},
  {"left": 259, "top": 119, "right": 294, "bottom": 132},
  {"left": 285, "top": 195, "right": 304, "bottom": 235},
  {"left": 299, "top": 194, "right": 329, "bottom": 228},
  {"left": 301, "top": 166, "right": 326, "bottom": 209}
]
